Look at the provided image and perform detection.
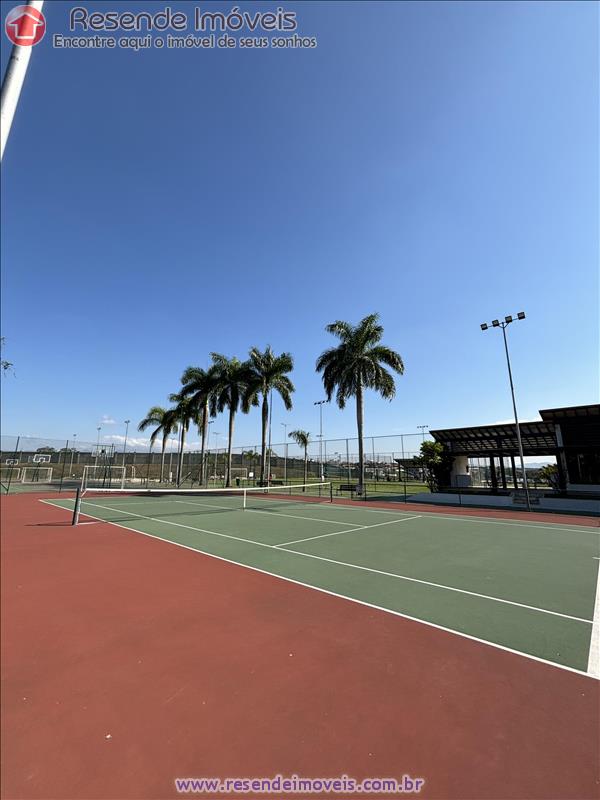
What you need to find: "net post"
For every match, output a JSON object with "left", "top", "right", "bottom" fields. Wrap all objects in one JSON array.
[
  {"left": 243, "top": 488, "right": 247, "bottom": 510},
  {"left": 330, "top": 483, "right": 333, "bottom": 503},
  {"left": 72, "top": 485, "right": 82, "bottom": 526}
]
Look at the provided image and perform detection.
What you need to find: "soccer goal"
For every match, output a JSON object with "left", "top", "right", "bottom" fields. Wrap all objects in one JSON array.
[
  {"left": 1, "top": 466, "right": 21, "bottom": 482},
  {"left": 230, "top": 468, "right": 248, "bottom": 481},
  {"left": 21, "top": 467, "right": 53, "bottom": 483},
  {"left": 82, "top": 465, "right": 125, "bottom": 488}
]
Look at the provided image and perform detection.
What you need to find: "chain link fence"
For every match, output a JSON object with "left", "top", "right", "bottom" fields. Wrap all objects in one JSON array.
[{"left": 1, "top": 432, "right": 432, "bottom": 496}]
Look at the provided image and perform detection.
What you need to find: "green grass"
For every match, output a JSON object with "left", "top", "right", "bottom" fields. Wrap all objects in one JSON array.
[{"left": 45, "top": 492, "right": 599, "bottom": 672}]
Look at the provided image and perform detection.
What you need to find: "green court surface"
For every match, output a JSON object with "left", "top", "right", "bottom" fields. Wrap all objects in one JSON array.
[{"left": 45, "top": 491, "right": 600, "bottom": 674}]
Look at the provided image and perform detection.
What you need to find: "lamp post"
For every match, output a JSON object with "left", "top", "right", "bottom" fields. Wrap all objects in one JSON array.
[
  {"left": 206, "top": 420, "right": 213, "bottom": 486},
  {"left": 266, "top": 388, "right": 273, "bottom": 484},
  {"left": 122, "top": 420, "right": 130, "bottom": 467},
  {"left": 213, "top": 432, "right": 221, "bottom": 485},
  {"left": 95, "top": 426, "right": 101, "bottom": 465},
  {"left": 69, "top": 433, "right": 77, "bottom": 476},
  {"left": 281, "top": 422, "right": 288, "bottom": 483},
  {"left": 417, "top": 425, "right": 429, "bottom": 443},
  {"left": 314, "top": 400, "right": 326, "bottom": 481},
  {"left": 168, "top": 433, "right": 177, "bottom": 483},
  {"left": 480, "top": 312, "right": 531, "bottom": 512}
]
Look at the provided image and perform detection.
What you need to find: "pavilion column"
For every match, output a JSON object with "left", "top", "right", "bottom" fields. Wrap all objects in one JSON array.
[
  {"left": 510, "top": 456, "right": 518, "bottom": 489},
  {"left": 489, "top": 457, "right": 498, "bottom": 492},
  {"left": 498, "top": 455, "right": 507, "bottom": 490}
]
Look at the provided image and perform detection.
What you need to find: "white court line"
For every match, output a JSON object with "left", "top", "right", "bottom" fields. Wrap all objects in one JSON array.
[
  {"left": 245, "top": 508, "right": 362, "bottom": 526},
  {"left": 41, "top": 499, "right": 598, "bottom": 680},
  {"left": 587, "top": 560, "right": 600, "bottom": 677},
  {"left": 325, "top": 504, "right": 600, "bottom": 534},
  {"left": 277, "top": 515, "right": 422, "bottom": 547},
  {"left": 43, "top": 499, "right": 591, "bottom": 624}
]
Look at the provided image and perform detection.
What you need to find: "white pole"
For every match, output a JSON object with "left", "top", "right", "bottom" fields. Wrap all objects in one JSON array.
[
  {"left": 0, "top": 1, "right": 45, "bottom": 161},
  {"left": 501, "top": 325, "right": 531, "bottom": 511},
  {"left": 281, "top": 422, "right": 288, "bottom": 483}
]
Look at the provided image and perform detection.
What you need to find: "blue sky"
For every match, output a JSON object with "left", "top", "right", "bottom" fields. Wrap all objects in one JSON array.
[{"left": 1, "top": 0, "right": 598, "bottom": 452}]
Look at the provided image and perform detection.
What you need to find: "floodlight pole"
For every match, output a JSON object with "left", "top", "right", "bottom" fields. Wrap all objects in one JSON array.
[
  {"left": 266, "top": 389, "right": 273, "bottom": 485},
  {"left": 480, "top": 313, "right": 531, "bottom": 512},
  {"left": 314, "top": 401, "right": 326, "bottom": 481},
  {"left": 281, "top": 423, "right": 288, "bottom": 483},
  {"left": 69, "top": 433, "right": 77, "bottom": 475},
  {"left": 122, "top": 420, "right": 130, "bottom": 467},
  {"left": 95, "top": 427, "right": 101, "bottom": 465},
  {"left": 213, "top": 432, "right": 220, "bottom": 485},
  {"left": 0, "top": 1, "right": 45, "bottom": 161}
]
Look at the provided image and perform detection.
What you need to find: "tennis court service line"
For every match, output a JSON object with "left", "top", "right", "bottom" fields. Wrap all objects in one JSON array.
[
  {"left": 331, "top": 502, "right": 600, "bottom": 534},
  {"left": 276, "top": 515, "right": 422, "bottom": 547},
  {"left": 42, "top": 499, "right": 591, "bottom": 625},
  {"left": 175, "top": 500, "right": 350, "bottom": 526}
]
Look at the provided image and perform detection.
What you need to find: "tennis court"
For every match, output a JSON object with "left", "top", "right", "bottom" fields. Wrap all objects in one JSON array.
[{"left": 46, "top": 483, "right": 600, "bottom": 674}]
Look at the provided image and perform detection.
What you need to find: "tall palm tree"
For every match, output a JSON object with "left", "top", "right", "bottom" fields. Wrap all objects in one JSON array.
[
  {"left": 168, "top": 392, "right": 200, "bottom": 486},
  {"left": 209, "top": 353, "right": 255, "bottom": 487},
  {"left": 180, "top": 365, "right": 217, "bottom": 486},
  {"left": 245, "top": 346, "right": 294, "bottom": 484},
  {"left": 316, "top": 313, "right": 404, "bottom": 493},
  {"left": 138, "top": 406, "right": 178, "bottom": 484},
  {"left": 289, "top": 429, "right": 311, "bottom": 488}
]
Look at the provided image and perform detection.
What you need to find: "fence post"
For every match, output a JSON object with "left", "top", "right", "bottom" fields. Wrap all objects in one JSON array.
[
  {"left": 371, "top": 437, "right": 376, "bottom": 482},
  {"left": 5, "top": 435, "right": 20, "bottom": 494},
  {"left": 58, "top": 439, "right": 69, "bottom": 493},
  {"left": 346, "top": 439, "right": 351, "bottom": 484}
]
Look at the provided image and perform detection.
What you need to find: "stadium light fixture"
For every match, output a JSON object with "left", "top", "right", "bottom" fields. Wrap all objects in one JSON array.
[{"left": 479, "top": 312, "right": 530, "bottom": 511}]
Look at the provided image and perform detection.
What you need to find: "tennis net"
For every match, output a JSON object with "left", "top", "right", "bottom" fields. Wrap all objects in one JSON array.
[{"left": 71, "top": 481, "right": 332, "bottom": 525}]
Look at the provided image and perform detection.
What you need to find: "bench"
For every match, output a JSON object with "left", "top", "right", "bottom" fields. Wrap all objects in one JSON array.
[{"left": 337, "top": 483, "right": 361, "bottom": 497}]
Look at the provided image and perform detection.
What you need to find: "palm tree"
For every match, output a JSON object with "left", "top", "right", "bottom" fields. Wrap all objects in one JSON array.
[
  {"left": 245, "top": 346, "right": 294, "bottom": 484},
  {"left": 316, "top": 313, "right": 404, "bottom": 493},
  {"left": 138, "top": 406, "right": 178, "bottom": 484},
  {"left": 289, "top": 430, "right": 310, "bottom": 488},
  {"left": 168, "top": 392, "right": 200, "bottom": 486},
  {"left": 180, "top": 365, "right": 217, "bottom": 486},
  {"left": 209, "top": 353, "right": 255, "bottom": 487}
]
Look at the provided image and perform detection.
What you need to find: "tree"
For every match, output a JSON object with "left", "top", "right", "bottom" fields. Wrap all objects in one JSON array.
[
  {"left": 245, "top": 346, "right": 294, "bottom": 484},
  {"left": 1, "top": 338, "right": 13, "bottom": 375},
  {"left": 316, "top": 313, "right": 404, "bottom": 493},
  {"left": 209, "top": 354, "right": 254, "bottom": 487},
  {"left": 539, "top": 463, "right": 560, "bottom": 491},
  {"left": 289, "top": 430, "right": 311, "bottom": 488},
  {"left": 138, "top": 406, "right": 178, "bottom": 484},
  {"left": 180, "top": 365, "right": 218, "bottom": 486},
  {"left": 168, "top": 392, "right": 200, "bottom": 486},
  {"left": 417, "top": 441, "right": 454, "bottom": 492}
]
